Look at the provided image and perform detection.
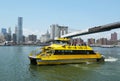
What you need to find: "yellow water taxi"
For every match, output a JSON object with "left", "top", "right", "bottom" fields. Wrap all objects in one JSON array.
[{"left": 28, "top": 38, "right": 104, "bottom": 65}]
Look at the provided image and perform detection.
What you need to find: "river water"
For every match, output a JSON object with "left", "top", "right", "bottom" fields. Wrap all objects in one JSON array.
[{"left": 0, "top": 46, "right": 120, "bottom": 81}]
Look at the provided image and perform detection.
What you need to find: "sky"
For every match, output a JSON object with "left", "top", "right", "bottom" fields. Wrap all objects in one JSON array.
[{"left": 0, "top": 0, "right": 120, "bottom": 39}]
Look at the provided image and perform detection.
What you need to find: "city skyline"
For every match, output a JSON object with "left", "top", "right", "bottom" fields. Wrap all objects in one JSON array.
[
  {"left": 0, "top": 25, "right": 119, "bottom": 45},
  {"left": 1, "top": 23, "right": 120, "bottom": 41},
  {"left": 0, "top": 0, "right": 120, "bottom": 37},
  {"left": 0, "top": 25, "right": 119, "bottom": 41},
  {"left": 1, "top": 18, "right": 120, "bottom": 40}
]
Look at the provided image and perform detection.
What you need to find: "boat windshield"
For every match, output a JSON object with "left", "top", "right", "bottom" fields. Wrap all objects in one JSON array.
[
  {"left": 31, "top": 49, "right": 42, "bottom": 55},
  {"left": 53, "top": 40, "right": 69, "bottom": 45}
]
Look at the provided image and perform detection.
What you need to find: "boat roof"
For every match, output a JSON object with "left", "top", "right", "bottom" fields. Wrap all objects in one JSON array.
[
  {"left": 55, "top": 38, "right": 70, "bottom": 41},
  {"left": 45, "top": 44, "right": 93, "bottom": 50}
]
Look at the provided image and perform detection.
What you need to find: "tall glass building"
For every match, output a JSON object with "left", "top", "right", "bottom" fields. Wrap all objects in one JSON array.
[
  {"left": 17, "top": 17, "right": 23, "bottom": 44},
  {"left": 1, "top": 28, "right": 7, "bottom": 35}
]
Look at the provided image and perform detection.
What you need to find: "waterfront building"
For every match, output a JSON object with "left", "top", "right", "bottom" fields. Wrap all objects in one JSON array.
[
  {"left": 111, "top": 32, "right": 117, "bottom": 41},
  {"left": 13, "top": 33, "right": 17, "bottom": 43},
  {"left": 96, "top": 38, "right": 108, "bottom": 45},
  {"left": 0, "top": 33, "right": 5, "bottom": 43},
  {"left": 24, "top": 37, "right": 29, "bottom": 44},
  {"left": 7, "top": 27, "right": 12, "bottom": 41},
  {"left": 5, "top": 34, "right": 11, "bottom": 41},
  {"left": 110, "top": 32, "right": 118, "bottom": 45},
  {"left": 102, "top": 38, "right": 108, "bottom": 45},
  {"left": 1, "top": 28, "right": 12, "bottom": 41},
  {"left": 88, "top": 38, "right": 95, "bottom": 45},
  {"left": 1, "top": 28, "right": 7, "bottom": 35},
  {"left": 8, "top": 27, "right": 11, "bottom": 35},
  {"left": 28, "top": 34, "right": 37, "bottom": 42},
  {"left": 50, "top": 24, "right": 68, "bottom": 39},
  {"left": 17, "top": 17, "right": 23, "bottom": 44},
  {"left": 71, "top": 38, "right": 84, "bottom": 45},
  {"left": 23, "top": 36, "right": 25, "bottom": 43},
  {"left": 40, "top": 30, "right": 50, "bottom": 43}
]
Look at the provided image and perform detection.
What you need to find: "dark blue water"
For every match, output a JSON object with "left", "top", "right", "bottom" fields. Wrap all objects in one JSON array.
[{"left": 0, "top": 46, "right": 120, "bottom": 81}]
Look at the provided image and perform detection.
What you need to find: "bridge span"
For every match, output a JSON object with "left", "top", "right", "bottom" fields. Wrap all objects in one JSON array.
[{"left": 61, "top": 22, "right": 120, "bottom": 38}]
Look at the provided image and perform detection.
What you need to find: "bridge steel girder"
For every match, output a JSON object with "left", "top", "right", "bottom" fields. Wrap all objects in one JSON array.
[{"left": 62, "top": 22, "right": 120, "bottom": 38}]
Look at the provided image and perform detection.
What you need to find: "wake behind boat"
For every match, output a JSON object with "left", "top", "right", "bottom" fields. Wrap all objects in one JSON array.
[{"left": 100, "top": 45, "right": 114, "bottom": 48}]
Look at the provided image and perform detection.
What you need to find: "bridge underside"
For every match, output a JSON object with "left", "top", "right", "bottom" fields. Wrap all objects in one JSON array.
[{"left": 61, "top": 22, "right": 120, "bottom": 38}]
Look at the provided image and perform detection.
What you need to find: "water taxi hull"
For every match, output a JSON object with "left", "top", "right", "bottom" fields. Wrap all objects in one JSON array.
[{"left": 29, "top": 56, "right": 104, "bottom": 65}]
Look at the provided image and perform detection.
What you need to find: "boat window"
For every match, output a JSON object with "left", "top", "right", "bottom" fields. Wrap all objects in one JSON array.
[
  {"left": 54, "top": 50, "right": 96, "bottom": 55},
  {"left": 54, "top": 40, "right": 60, "bottom": 44},
  {"left": 88, "top": 50, "right": 95, "bottom": 54},
  {"left": 46, "top": 50, "right": 52, "bottom": 53},
  {"left": 53, "top": 40, "right": 69, "bottom": 45}
]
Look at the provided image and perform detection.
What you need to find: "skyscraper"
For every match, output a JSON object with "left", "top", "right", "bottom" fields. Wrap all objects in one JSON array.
[
  {"left": 1, "top": 28, "right": 7, "bottom": 35},
  {"left": 8, "top": 27, "right": 11, "bottom": 35},
  {"left": 17, "top": 17, "right": 23, "bottom": 44},
  {"left": 111, "top": 32, "right": 117, "bottom": 41},
  {"left": 13, "top": 33, "right": 17, "bottom": 43}
]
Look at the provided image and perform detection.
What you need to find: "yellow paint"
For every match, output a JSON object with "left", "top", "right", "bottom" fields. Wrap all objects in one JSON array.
[{"left": 29, "top": 38, "right": 104, "bottom": 65}]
